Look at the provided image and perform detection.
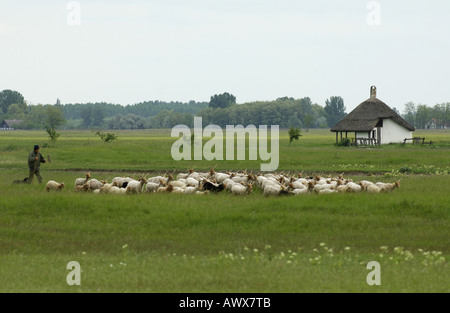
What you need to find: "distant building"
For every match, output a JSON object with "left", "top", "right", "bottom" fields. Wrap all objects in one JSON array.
[
  {"left": 426, "top": 118, "right": 449, "bottom": 129},
  {"left": 0, "top": 119, "right": 24, "bottom": 130},
  {"left": 331, "top": 86, "right": 415, "bottom": 145}
]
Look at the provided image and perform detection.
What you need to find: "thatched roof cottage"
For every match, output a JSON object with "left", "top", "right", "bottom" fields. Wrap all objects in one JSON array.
[{"left": 331, "top": 86, "right": 415, "bottom": 145}]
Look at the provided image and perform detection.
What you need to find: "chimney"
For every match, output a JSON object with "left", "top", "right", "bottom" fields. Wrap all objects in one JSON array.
[{"left": 370, "top": 86, "right": 377, "bottom": 98}]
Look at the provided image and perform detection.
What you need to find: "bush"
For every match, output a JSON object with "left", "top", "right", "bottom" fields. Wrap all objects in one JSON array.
[
  {"left": 337, "top": 138, "right": 351, "bottom": 147},
  {"left": 94, "top": 130, "right": 118, "bottom": 143},
  {"left": 400, "top": 166, "right": 413, "bottom": 174}
]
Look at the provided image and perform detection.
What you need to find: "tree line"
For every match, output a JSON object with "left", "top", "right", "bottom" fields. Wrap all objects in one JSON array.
[
  {"left": 403, "top": 102, "right": 450, "bottom": 129},
  {"left": 1, "top": 89, "right": 349, "bottom": 131}
]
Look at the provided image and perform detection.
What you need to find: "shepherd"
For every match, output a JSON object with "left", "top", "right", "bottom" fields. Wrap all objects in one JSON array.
[{"left": 27, "top": 145, "right": 46, "bottom": 184}]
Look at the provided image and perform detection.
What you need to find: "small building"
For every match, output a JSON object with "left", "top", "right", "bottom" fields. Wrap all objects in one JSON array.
[
  {"left": 0, "top": 119, "right": 24, "bottom": 130},
  {"left": 331, "top": 86, "right": 415, "bottom": 145}
]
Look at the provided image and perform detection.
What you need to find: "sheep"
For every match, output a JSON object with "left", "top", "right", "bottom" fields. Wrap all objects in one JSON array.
[
  {"left": 290, "top": 181, "right": 307, "bottom": 190},
  {"left": 157, "top": 185, "right": 174, "bottom": 193},
  {"left": 360, "top": 180, "right": 375, "bottom": 190},
  {"left": 319, "top": 189, "right": 338, "bottom": 194},
  {"left": 336, "top": 185, "right": 349, "bottom": 193},
  {"left": 264, "top": 184, "right": 283, "bottom": 196},
  {"left": 146, "top": 182, "right": 160, "bottom": 193},
  {"left": 93, "top": 189, "right": 101, "bottom": 194},
  {"left": 170, "top": 180, "right": 187, "bottom": 189},
  {"left": 232, "top": 175, "right": 249, "bottom": 184},
  {"left": 112, "top": 177, "right": 135, "bottom": 188},
  {"left": 75, "top": 173, "right": 91, "bottom": 187},
  {"left": 367, "top": 184, "right": 382, "bottom": 194},
  {"left": 185, "top": 186, "right": 199, "bottom": 194},
  {"left": 231, "top": 183, "right": 253, "bottom": 196},
  {"left": 346, "top": 182, "right": 362, "bottom": 193},
  {"left": 313, "top": 184, "right": 334, "bottom": 193},
  {"left": 126, "top": 178, "right": 147, "bottom": 194},
  {"left": 195, "top": 190, "right": 210, "bottom": 195},
  {"left": 377, "top": 181, "right": 400, "bottom": 193},
  {"left": 290, "top": 188, "right": 309, "bottom": 195},
  {"left": 186, "top": 177, "right": 200, "bottom": 188},
  {"left": 109, "top": 186, "right": 127, "bottom": 195},
  {"left": 101, "top": 182, "right": 118, "bottom": 194},
  {"left": 223, "top": 179, "right": 236, "bottom": 192},
  {"left": 88, "top": 179, "right": 106, "bottom": 191},
  {"left": 210, "top": 170, "right": 233, "bottom": 184},
  {"left": 172, "top": 187, "right": 186, "bottom": 194},
  {"left": 75, "top": 184, "right": 90, "bottom": 192},
  {"left": 46, "top": 181, "right": 65, "bottom": 192},
  {"left": 177, "top": 169, "right": 194, "bottom": 180}
]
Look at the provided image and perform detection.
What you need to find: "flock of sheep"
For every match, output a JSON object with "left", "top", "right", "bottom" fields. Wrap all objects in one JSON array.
[{"left": 45, "top": 169, "right": 401, "bottom": 196}]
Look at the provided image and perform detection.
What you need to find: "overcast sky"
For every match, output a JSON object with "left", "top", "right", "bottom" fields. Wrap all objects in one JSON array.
[{"left": 1, "top": 0, "right": 449, "bottom": 112}]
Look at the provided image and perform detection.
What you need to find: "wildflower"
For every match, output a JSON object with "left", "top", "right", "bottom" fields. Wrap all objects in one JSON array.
[
  {"left": 344, "top": 247, "right": 350, "bottom": 252},
  {"left": 122, "top": 244, "right": 128, "bottom": 249},
  {"left": 320, "top": 243, "right": 326, "bottom": 247},
  {"left": 82, "top": 252, "right": 87, "bottom": 255},
  {"left": 254, "top": 249, "right": 259, "bottom": 253},
  {"left": 380, "top": 246, "right": 388, "bottom": 251}
]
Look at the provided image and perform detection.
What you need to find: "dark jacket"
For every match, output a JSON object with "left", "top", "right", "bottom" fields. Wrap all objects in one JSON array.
[{"left": 28, "top": 151, "right": 46, "bottom": 170}]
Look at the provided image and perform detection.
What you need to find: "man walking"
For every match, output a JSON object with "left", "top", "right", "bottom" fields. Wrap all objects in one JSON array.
[{"left": 28, "top": 145, "right": 46, "bottom": 184}]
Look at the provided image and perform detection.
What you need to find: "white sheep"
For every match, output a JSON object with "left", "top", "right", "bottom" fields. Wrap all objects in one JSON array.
[
  {"left": 264, "top": 184, "right": 283, "bottom": 196},
  {"left": 170, "top": 180, "right": 187, "bottom": 189},
  {"left": 109, "top": 186, "right": 127, "bottom": 195},
  {"left": 367, "top": 185, "right": 382, "bottom": 194},
  {"left": 185, "top": 186, "right": 198, "bottom": 194},
  {"left": 125, "top": 178, "right": 147, "bottom": 194},
  {"left": 346, "top": 182, "right": 362, "bottom": 193},
  {"left": 146, "top": 182, "right": 160, "bottom": 193},
  {"left": 172, "top": 187, "right": 185, "bottom": 194},
  {"left": 157, "top": 185, "right": 174, "bottom": 193},
  {"left": 46, "top": 181, "right": 65, "bottom": 192},
  {"left": 88, "top": 179, "right": 106, "bottom": 191},
  {"left": 290, "top": 188, "right": 309, "bottom": 195},
  {"left": 186, "top": 177, "right": 200, "bottom": 187},
  {"left": 231, "top": 183, "right": 253, "bottom": 196},
  {"left": 75, "top": 173, "right": 91, "bottom": 187}
]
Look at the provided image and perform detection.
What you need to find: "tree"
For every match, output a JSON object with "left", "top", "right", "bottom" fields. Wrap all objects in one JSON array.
[
  {"left": 288, "top": 127, "right": 302, "bottom": 146},
  {"left": 80, "top": 105, "right": 94, "bottom": 127},
  {"left": 0, "top": 90, "right": 25, "bottom": 114},
  {"left": 45, "top": 106, "right": 66, "bottom": 143},
  {"left": 304, "top": 114, "right": 314, "bottom": 132},
  {"left": 209, "top": 92, "right": 236, "bottom": 109},
  {"left": 403, "top": 102, "right": 416, "bottom": 127},
  {"left": 7, "top": 103, "right": 26, "bottom": 119},
  {"left": 415, "top": 104, "right": 432, "bottom": 129},
  {"left": 324, "top": 96, "right": 346, "bottom": 128}
]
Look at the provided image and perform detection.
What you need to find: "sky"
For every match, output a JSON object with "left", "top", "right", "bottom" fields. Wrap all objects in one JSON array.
[{"left": 0, "top": 0, "right": 449, "bottom": 112}]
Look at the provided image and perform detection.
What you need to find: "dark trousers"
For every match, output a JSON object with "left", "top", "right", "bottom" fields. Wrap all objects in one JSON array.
[{"left": 28, "top": 168, "right": 43, "bottom": 184}]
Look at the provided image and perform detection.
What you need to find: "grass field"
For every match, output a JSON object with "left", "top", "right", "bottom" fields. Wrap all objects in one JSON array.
[{"left": 0, "top": 129, "right": 449, "bottom": 292}]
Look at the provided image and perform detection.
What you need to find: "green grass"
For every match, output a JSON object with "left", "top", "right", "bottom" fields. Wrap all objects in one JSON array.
[
  {"left": 0, "top": 129, "right": 449, "bottom": 292},
  {"left": 0, "top": 129, "right": 449, "bottom": 173}
]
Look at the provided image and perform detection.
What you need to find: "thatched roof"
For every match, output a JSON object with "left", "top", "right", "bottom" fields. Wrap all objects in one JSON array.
[
  {"left": 331, "top": 87, "right": 415, "bottom": 132},
  {"left": 1, "top": 119, "right": 23, "bottom": 128}
]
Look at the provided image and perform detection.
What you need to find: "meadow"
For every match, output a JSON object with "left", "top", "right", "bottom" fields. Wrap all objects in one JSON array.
[{"left": 0, "top": 129, "right": 449, "bottom": 292}]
